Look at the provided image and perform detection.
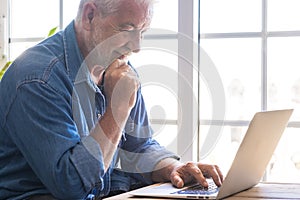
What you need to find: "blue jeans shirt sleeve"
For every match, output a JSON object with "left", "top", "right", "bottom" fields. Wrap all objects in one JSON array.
[{"left": 2, "top": 78, "right": 105, "bottom": 199}]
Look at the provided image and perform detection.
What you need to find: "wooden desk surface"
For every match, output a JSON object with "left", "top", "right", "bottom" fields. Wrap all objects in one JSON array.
[{"left": 103, "top": 182, "right": 300, "bottom": 200}]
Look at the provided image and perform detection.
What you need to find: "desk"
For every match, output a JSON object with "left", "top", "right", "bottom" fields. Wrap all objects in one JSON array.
[{"left": 103, "top": 182, "right": 300, "bottom": 200}]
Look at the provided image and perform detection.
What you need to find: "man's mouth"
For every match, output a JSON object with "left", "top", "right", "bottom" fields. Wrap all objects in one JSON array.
[
  {"left": 118, "top": 55, "right": 127, "bottom": 60},
  {"left": 118, "top": 52, "right": 132, "bottom": 61}
]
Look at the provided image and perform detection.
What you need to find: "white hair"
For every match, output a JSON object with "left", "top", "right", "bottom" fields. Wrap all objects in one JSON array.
[{"left": 76, "top": 0, "right": 156, "bottom": 20}]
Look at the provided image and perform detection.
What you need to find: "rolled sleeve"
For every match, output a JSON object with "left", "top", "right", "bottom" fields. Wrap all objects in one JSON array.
[
  {"left": 120, "top": 136, "right": 179, "bottom": 183},
  {"left": 71, "top": 136, "right": 105, "bottom": 191}
]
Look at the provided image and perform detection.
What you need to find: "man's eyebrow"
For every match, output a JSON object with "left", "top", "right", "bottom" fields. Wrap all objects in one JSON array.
[{"left": 119, "top": 22, "right": 149, "bottom": 30}]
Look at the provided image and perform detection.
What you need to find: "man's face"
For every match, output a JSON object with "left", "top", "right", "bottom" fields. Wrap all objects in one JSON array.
[{"left": 90, "top": 1, "right": 152, "bottom": 67}]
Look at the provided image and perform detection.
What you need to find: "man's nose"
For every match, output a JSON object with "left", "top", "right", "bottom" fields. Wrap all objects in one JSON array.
[{"left": 128, "top": 31, "right": 142, "bottom": 53}]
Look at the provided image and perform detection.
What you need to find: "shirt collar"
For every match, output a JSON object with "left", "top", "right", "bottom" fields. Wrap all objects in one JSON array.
[{"left": 63, "top": 20, "right": 100, "bottom": 92}]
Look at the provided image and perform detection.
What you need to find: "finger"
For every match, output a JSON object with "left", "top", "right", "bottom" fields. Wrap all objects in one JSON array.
[
  {"left": 116, "top": 60, "right": 135, "bottom": 74},
  {"left": 185, "top": 162, "right": 208, "bottom": 187},
  {"left": 171, "top": 174, "right": 185, "bottom": 188},
  {"left": 201, "top": 164, "right": 223, "bottom": 187},
  {"left": 213, "top": 165, "right": 224, "bottom": 186},
  {"left": 120, "top": 65, "right": 133, "bottom": 74},
  {"left": 121, "top": 68, "right": 140, "bottom": 90},
  {"left": 107, "top": 59, "right": 127, "bottom": 70}
]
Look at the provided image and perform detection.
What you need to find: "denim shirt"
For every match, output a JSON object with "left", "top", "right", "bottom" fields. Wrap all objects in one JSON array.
[{"left": 0, "top": 21, "right": 179, "bottom": 200}]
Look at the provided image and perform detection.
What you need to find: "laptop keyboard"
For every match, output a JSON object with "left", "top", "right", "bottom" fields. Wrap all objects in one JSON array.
[{"left": 171, "top": 181, "right": 219, "bottom": 195}]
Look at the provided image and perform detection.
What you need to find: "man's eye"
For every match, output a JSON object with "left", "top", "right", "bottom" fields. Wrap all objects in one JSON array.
[
  {"left": 119, "top": 26, "right": 135, "bottom": 32},
  {"left": 120, "top": 29, "right": 134, "bottom": 32}
]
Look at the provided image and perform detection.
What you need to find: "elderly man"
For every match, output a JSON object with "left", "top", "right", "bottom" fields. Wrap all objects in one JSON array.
[{"left": 0, "top": 0, "right": 223, "bottom": 199}]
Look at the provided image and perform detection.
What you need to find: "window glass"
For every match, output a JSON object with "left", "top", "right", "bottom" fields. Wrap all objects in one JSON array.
[
  {"left": 200, "top": 125, "right": 247, "bottom": 175},
  {"left": 199, "top": 78, "right": 213, "bottom": 120},
  {"left": 130, "top": 39, "right": 179, "bottom": 120},
  {"left": 10, "top": 0, "right": 59, "bottom": 38},
  {"left": 268, "top": 0, "right": 300, "bottom": 31},
  {"left": 151, "top": 0, "right": 178, "bottom": 32},
  {"left": 63, "top": 0, "right": 80, "bottom": 27},
  {"left": 267, "top": 128, "right": 300, "bottom": 183},
  {"left": 200, "top": 38, "right": 261, "bottom": 120},
  {"left": 142, "top": 84, "right": 178, "bottom": 120},
  {"left": 200, "top": 0, "right": 261, "bottom": 33},
  {"left": 153, "top": 125, "right": 178, "bottom": 154},
  {"left": 267, "top": 37, "right": 300, "bottom": 120}
]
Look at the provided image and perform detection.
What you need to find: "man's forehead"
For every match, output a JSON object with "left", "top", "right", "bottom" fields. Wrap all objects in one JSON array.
[{"left": 110, "top": 2, "right": 152, "bottom": 29}]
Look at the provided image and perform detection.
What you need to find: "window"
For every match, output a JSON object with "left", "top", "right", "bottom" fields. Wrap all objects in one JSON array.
[
  {"left": 7, "top": 0, "right": 80, "bottom": 61},
  {"left": 200, "top": 0, "right": 300, "bottom": 182}
]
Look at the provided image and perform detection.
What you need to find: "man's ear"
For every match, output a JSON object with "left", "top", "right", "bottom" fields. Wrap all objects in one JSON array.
[{"left": 82, "top": 2, "right": 97, "bottom": 31}]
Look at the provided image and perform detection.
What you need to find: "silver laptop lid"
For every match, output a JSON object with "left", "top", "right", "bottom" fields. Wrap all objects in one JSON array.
[{"left": 217, "top": 109, "right": 293, "bottom": 199}]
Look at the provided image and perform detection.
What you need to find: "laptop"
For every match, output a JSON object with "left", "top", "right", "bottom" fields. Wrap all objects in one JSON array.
[{"left": 130, "top": 109, "right": 293, "bottom": 199}]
